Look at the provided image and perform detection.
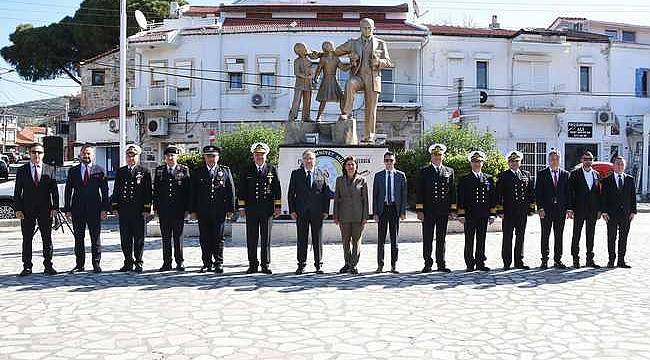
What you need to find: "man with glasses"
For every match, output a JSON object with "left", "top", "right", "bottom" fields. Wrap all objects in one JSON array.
[
  {"left": 373, "top": 151, "right": 407, "bottom": 273},
  {"left": 568, "top": 150, "right": 602, "bottom": 268},
  {"left": 14, "top": 143, "right": 59, "bottom": 276},
  {"left": 111, "top": 144, "right": 152, "bottom": 273},
  {"left": 191, "top": 145, "right": 235, "bottom": 273},
  {"left": 64, "top": 143, "right": 110, "bottom": 273}
]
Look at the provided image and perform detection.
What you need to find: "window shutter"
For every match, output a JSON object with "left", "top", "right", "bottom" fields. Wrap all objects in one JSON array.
[{"left": 635, "top": 68, "right": 644, "bottom": 97}]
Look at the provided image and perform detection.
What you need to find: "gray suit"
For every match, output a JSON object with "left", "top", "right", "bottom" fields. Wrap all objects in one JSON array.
[
  {"left": 333, "top": 174, "right": 369, "bottom": 268},
  {"left": 373, "top": 170, "right": 407, "bottom": 268}
]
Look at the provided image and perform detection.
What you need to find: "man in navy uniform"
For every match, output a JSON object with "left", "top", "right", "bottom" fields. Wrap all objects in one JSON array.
[
  {"left": 567, "top": 150, "right": 602, "bottom": 269},
  {"left": 14, "top": 143, "right": 59, "bottom": 276},
  {"left": 153, "top": 145, "right": 191, "bottom": 271},
  {"left": 287, "top": 149, "right": 331, "bottom": 275},
  {"left": 238, "top": 142, "right": 281, "bottom": 274},
  {"left": 111, "top": 144, "right": 152, "bottom": 273},
  {"left": 457, "top": 151, "right": 496, "bottom": 272},
  {"left": 601, "top": 155, "right": 637, "bottom": 268},
  {"left": 535, "top": 149, "right": 570, "bottom": 269},
  {"left": 496, "top": 151, "right": 536, "bottom": 270},
  {"left": 191, "top": 145, "right": 235, "bottom": 273},
  {"left": 416, "top": 143, "right": 455, "bottom": 273},
  {"left": 64, "top": 143, "right": 110, "bottom": 273}
]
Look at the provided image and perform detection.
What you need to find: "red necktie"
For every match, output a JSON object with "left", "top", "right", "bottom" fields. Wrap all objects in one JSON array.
[
  {"left": 83, "top": 166, "right": 90, "bottom": 186},
  {"left": 33, "top": 166, "right": 39, "bottom": 188}
]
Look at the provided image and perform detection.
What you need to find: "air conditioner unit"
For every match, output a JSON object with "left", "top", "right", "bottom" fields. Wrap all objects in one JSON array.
[
  {"left": 250, "top": 92, "right": 271, "bottom": 108},
  {"left": 147, "top": 117, "right": 169, "bottom": 136},
  {"left": 107, "top": 119, "right": 119, "bottom": 133},
  {"left": 596, "top": 111, "right": 615, "bottom": 125},
  {"left": 479, "top": 90, "right": 495, "bottom": 107}
]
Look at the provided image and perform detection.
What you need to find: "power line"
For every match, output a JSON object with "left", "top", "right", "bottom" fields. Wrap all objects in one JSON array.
[{"left": 0, "top": 77, "right": 65, "bottom": 97}]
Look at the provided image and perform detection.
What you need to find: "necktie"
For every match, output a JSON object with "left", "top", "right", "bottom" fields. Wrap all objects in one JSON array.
[
  {"left": 553, "top": 171, "right": 558, "bottom": 188},
  {"left": 434, "top": 166, "right": 439, "bottom": 176},
  {"left": 209, "top": 167, "right": 214, "bottom": 179},
  {"left": 33, "top": 166, "right": 39, "bottom": 188},
  {"left": 306, "top": 170, "right": 312, "bottom": 188},
  {"left": 258, "top": 167, "right": 262, "bottom": 177},
  {"left": 83, "top": 166, "right": 90, "bottom": 186},
  {"left": 618, "top": 175, "right": 623, "bottom": 189},
  {"left": 168, "top": 167, "right": 173, "bottom": 176},
  {"left": 387, "top": 171, "right": 393, "bottom": 203}
]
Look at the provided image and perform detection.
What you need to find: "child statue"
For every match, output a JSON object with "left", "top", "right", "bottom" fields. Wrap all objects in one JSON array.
[
  {"left": 288, "top": 42, "right": 313, "bottom": 122},
  {"left": 312, "top": 41, "right": 349, "bottom": 122}
]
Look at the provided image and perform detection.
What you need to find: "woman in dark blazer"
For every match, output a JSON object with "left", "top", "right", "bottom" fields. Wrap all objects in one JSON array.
[{"left": 333, "top": 156, "right": 369, "bottom": 274}]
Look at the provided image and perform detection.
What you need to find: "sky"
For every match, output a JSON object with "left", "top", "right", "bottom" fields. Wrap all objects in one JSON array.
[{"left": 1, "top": 0, "right": 649, "bottom": 106}]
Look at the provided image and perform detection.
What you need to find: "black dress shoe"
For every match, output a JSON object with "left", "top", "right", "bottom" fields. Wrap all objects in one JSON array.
[
  {"left": 586, "top": 262, "right": 601, "bottom": 269},
  {"left": 199, "top": 266, "right": 209, "bottom": 273},
  {"left": 503, "top": 265, "right": 511, "bottom": 271},
  {"left": 554, "top": 262, "right": 567, "bottom": 269},
  {"left": 617, "top": 263, "right": 631, "bottom": 269},
  {"left": 93, "top": 265, "right": 102, "bottom": 273},
  {"left": 477, "top": 266, "right": 491, "bottom": 271},
  {"left": 315, "top": 268, "right": 324, "bottom": 274},
  {"left": 176, "top": 264, "right": 185, "bottom": 271},
  {"left": 349, "top": 267, "right": 359, "bottom": 275},
  {"left": 437, "top": 267, "right": 451, "bottom": 273},
  {"left": 421, "top": 266, "right": 432, "bottom": 273},
  {"left": 607, "top": 261, "right": 615, "bottom": 268},
  {"left": 515, "top": 264, "right": 530, "bottom": 270},
  {"left": 134, "top": 265, "right": 143, "bottom": 273},
  {"left": 19, "top": 268, "right": 32, "bottom": 277},
  {"left": 44, "top": 267, "right": 58, "bottom": 275},
  {"left": 214, "top": 265, "right": 224, "bottom": 274},
  {"left": 159, "top": 264, "right": 173, "bottom": 272},
  {"left": 465, "top": 267, "right": 475, "bottom": 273},
  {"left": 70, "top": 266, "right": 85, "bottom": 273},
  {"left": 295, "top": 267, "right": 304, "bottom": 275},
  {"left": 119, "top": 265, "right": 132, "bottom": 272},
  {"left": 260, "top": 267, "right": 272, "bottom": 274},
  {"left": 339, "top": 265, "right": 350, "bottom": 274},
  {"left": 390, "top": 266, "right": 399, "bottom": 274},
  {"left": 375, "top": 266, "right": 383, "bottom": 273},
  {"left": 540, "top": 262, "right": 548, "bottom": 270},
  {"left": 573, "top": 260, "right": 581, "bottom": 269},
  {"left": 246, "top": 266, "right": 258, "bottom": 274}
]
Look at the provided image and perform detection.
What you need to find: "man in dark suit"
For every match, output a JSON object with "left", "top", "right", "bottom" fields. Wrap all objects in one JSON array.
[
  {"left": 416, "top": 143, "right": 455, "bottom": 273},
  {"left": 373, "top": 151, "right": 407, "bottom": 273},
  {"left": 288, "top": 149, "right": 330, "bottom": 275},
  {"left": 64, "top": 144, "right": 110, "bottom": 273},
  {"left": 496, "top": 151, "right": 536, "bottom": 270},
  {"left": 191, "top": 145, "right": 235, "bottom": 273},
  {"left": 568, "top": 150, "right": 602, "bottom": 268},
  {"left": 535, "top": 149, "right": 570, "bottom": 269},
  {"left": 153, "top": 145, "right": 191, "bottom": 272},
  {"left": 601, "top": 155, "right": 637, "bottom": 268},
  {"left": 457, "top": 151, "right": 496, "bottom": 272},
  {"left": 238, "top": 142, "right": 281, "bottom": 274},
  {"left": 111, "top": 144, "right": 152, "bottom": 273},
  {"left": 14, "top": 143, "right": 59, "bottom": 276}
]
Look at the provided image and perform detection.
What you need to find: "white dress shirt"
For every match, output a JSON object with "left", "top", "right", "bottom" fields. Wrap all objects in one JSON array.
[
  {"left": 30, "top": 162, "right": 41, "bottom": 182},
  {"left": 385, "top": 170, "right": 395, "bottom": 203},
  {"left": 582, "top": 167, "right": 595, "bottom": 190}
]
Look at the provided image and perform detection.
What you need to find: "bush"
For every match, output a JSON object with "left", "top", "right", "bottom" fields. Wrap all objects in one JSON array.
[{"left": 177, "top": 152, "right": 203, "bottom": 170}]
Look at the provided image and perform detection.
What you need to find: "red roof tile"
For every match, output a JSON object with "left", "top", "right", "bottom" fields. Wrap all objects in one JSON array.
[
  {"left": 426, "top": 25, "right": 517, "bottom": 38},
  {"left": 221, "top": 3, "right": 409, "bottom": 13},
  {"left": 184, "top": 5, "right": 221, "bottom": 17},
  {"left": 76, "top": 106, "right": 119, "bottom": 122},
  {"left": 221, "top": 18, "right": 423, "bottom": 32}
]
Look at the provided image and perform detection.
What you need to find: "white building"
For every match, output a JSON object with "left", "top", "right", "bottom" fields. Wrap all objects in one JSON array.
[{"left": 0, "top": 114, "right": 17, "bottom": 152}]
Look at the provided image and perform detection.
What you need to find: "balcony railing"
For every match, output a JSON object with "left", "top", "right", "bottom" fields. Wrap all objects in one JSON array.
[
  {"left": 129, "top": 85, "right": 178, "bottom": 110},
  {"left": 379, "top": 82, "right": 420, "bottom": 105}
]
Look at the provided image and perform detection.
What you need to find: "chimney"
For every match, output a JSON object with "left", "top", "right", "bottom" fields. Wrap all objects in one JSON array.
[{"left": 489, "top": 15, "right": 500, "bottom": 29}]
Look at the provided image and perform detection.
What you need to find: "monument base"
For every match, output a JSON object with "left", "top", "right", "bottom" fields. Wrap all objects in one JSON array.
[{"left": 284, "top": 117, "right": 358, "bottom": 145}]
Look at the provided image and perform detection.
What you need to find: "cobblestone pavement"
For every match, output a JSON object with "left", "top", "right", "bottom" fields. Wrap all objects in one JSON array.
[{"left": 1, "top": 214, "right": 649, "bottom": 360}]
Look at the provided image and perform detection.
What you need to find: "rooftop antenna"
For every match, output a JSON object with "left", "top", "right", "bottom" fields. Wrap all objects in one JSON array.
[{"left": 135, "top": 10, "right": 148, "bottom": 31}]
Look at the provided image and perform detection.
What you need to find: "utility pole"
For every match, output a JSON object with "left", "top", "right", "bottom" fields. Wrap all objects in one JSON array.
[{"left": 119, "top": 0, "right": 127, "bottom": 166}]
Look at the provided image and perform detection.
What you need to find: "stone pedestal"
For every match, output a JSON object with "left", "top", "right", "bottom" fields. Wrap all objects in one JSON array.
[
  {"left": 332, "top": 116, "right": 358, "bottom": 145},
  {"left": 284, "top": 118, "right": 357, "bottom": 145}
]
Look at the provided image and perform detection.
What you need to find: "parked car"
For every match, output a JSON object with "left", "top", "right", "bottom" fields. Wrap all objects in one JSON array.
[
  {"left": 0, "top": 161, "right": 115, "bottom": 219},
  {"left": 2, "top": 152, "right": 20, "bottom": 164},
  {"left": 0, "top": 160, "right": 8, "bottom": 181}
]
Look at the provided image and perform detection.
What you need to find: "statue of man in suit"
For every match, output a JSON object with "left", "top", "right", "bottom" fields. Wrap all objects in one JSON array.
[{"left": 334, "top": 18, "right": 393, "bottom": 143}]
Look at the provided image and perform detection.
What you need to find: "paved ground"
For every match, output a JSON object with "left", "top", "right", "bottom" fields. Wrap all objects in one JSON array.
[{"left": 1, "top": 214, "right": 650, "bottom": 360}]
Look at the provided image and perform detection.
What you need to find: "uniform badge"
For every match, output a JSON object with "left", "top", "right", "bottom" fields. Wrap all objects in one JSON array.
[
  {"left": 136, "top": 173, "right": 143, "bottom": 185},
  {"left": 267, "top": 173, "right": 273, "bottom": 184}
]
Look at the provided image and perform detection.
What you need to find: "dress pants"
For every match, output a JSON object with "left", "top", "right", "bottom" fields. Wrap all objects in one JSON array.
[
  {"left": 246, "top": 209, "right": 272, "bottom": 267},
  {"left": 296, "top": 212, "right": 323, "bottom": 268},
  {"left": 340, "top": 222, "right": 364, "bottom": 268},
  {"left": 198, "top": 217, "right": 225, "bottom": 267},
  {"left": 160, "top": 215, "right": 185, "bottom": 266},
  {"left": 119, "top": 213, "right": 145, "bottom": 266},
  {"left": 423, "top": 214, "right": 449, "bottom": 268},
  {"left": 571, "top": 213, "right": 598, "bottom": 262},
  {"left": 343, "top": 71, "right": 379, "bottom": 141},
  {"left": 464, "top": 216, "right": 488, "bottom": 268},
  {"left": 72, "top": 213, "right": 102, "bottom": 267},
  {"left": 21, "top": 213, "right": 53, "bottom": 269},
  {"left": 540, "top": 213, "right": 565, "bottom": 263},
  {"left": 606, "top": 216, "right": 630, "bottom": 264},
  {"left": 377, "top": 204, "right": 399, "bottom": 267},
  {"left": 502, "top": 212, "right": 527, "bottom": 267}
]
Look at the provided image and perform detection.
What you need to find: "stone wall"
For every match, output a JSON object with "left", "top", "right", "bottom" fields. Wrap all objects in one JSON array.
[{"left": 79, "top": 49, "right": 135, "bottom": 116}]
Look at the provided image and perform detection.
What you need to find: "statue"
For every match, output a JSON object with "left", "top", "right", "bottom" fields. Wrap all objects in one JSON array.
[
  {"left": 288, "top": 42, "right": 314, "bottom": 122},
  {"left": 313, "top": 41, "right": 348, "bottom": 122},
  {"left": 334, "top": 18, "right": 393, "bottom": 143}
]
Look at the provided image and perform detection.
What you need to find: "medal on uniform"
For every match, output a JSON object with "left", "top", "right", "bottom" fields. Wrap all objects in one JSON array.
[
  {"left": 267, "top": 173, "right": 273, "bottom": 184},
  {"left": 136, "top": 173, "right": 143, "bottom": 185}
]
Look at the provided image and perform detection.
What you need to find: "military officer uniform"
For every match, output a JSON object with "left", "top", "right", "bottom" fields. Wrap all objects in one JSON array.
[
  {"left": 238, "top": 143, "right": 281, "bottom": 274},
  {"left": 153, "top": 145, "right": 191, "bottom": 271},
  {"left": 111, "top": 144, "right": 152, "bottom": 273},
  {"left": 191, "top": 145, "right": 235, "bottom": 273},
  {"left": 496, "top": 151, "right": 536, "bottom": 270},
  {"left": 415, "top": 143, "right": 456, "bottom": 273},
  {"left": 457, "top": 151, "right": 497, "bottom": 272}
]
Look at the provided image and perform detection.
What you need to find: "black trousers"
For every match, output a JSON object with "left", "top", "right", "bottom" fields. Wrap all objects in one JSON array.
[
  {"left": 21, "top": 213, "right": 53, "bottom": 269},
  {"left": 423, "top": 214, "right": 449, "bottom": 268},
  {"left": 160, "top": 215, "right": 185, "bottom": 266},
  {"left": 377, "top": 204, "right": 399, "bottom": 267},
  {"left": 119, "top": 213, "right": 145, "bottom": 266},
  {"left": 571, "top": 213, "right": 598, "bottom": 262},
  {"left": 296, "top": 212, "right": 323, "bottom": 268},
  {"left": 502, "top": 212, "right": 527, "bottom": 267},
  {"left": 607, "top": 216, "right": 630, "bottom": 263},
  {"left": 246, "top": 210, "right": 272, "bottom": 267},
  {"left": 198, "top": 217, "right": 225, "bottom": 267},
  {"left": 72, "top": 213, "right": 102, "bottom": 267},
  {"left": 540, "top": 215, "right": 565, "bottom": 263},
  {"left": 464, "top": 216, "right": 488, "bottom": 268}
]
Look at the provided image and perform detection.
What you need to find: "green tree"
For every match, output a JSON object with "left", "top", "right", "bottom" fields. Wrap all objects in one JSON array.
[{"left": 1, "top": 0, "right": 185, "bottom": 84}]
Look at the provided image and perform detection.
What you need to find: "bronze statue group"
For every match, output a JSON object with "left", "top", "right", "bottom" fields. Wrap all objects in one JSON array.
[{"left": 15, "top": 141, "right": 637, "bottom": 277}]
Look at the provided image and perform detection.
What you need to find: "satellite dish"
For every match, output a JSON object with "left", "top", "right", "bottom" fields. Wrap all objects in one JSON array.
[{"left": 135, "top": 10, "right": 148, "bottom": 30}]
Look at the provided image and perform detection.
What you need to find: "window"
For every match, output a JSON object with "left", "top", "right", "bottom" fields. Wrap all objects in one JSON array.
[
  {"left": 476, "top": 61, "right": 488, "bottom": 90},
  {"left": 579, "top": 66, "right": 591, "bottom": 92},
  {"left": 636, "top": 68, "right": 650, "bottom": 98},
  {"left": 604, "top": 30, "right": 618, "bottom": 40},
  {"left": 225, "top": 57, "right": 245, "bottom": 91},
  {"left": 149, "top": 60, "right": 167, "bottom": 86},
  {"left": 257, "top": 57, "right": 278, "bottom": 90},
  {"left": 517, "top": 142, "right": 547, "bottom": 179},
  {"left": 91, "top": 70, "right": 105, "bottom": 86},
  {"left": 622, "top": 31, "right": 636, "bottom": 42},
  {"left": 228, "top": 73, "right": 243, "bottom": 90},
  {"left": 379, "top": 68, "right": 394, "bottom": 103},
  {"left": 174, "top": 59, "right": 193, "bottom": 94}
]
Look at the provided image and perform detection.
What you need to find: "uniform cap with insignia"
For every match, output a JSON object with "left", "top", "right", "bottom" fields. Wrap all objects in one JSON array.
[
  {"left": 250, "top": 142, "right": 270, "bottom": 154},
  {"left": 507, "top": 150, "right": 523, "bottom": 161},
  {"left": 164, "top": 145, "right": 180, "bottom": 155},
  {"left": 125, "top": 144, "right": 142, "bottom": 155},
  {"left": 467, "top": 150, "right": 486, "bottom": 162},
  {"left": 428, "top": 143, "right": 447, "bottom": 155},
  {"left": 202, "top": 145, "right": 221, "bottom": 155}
]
